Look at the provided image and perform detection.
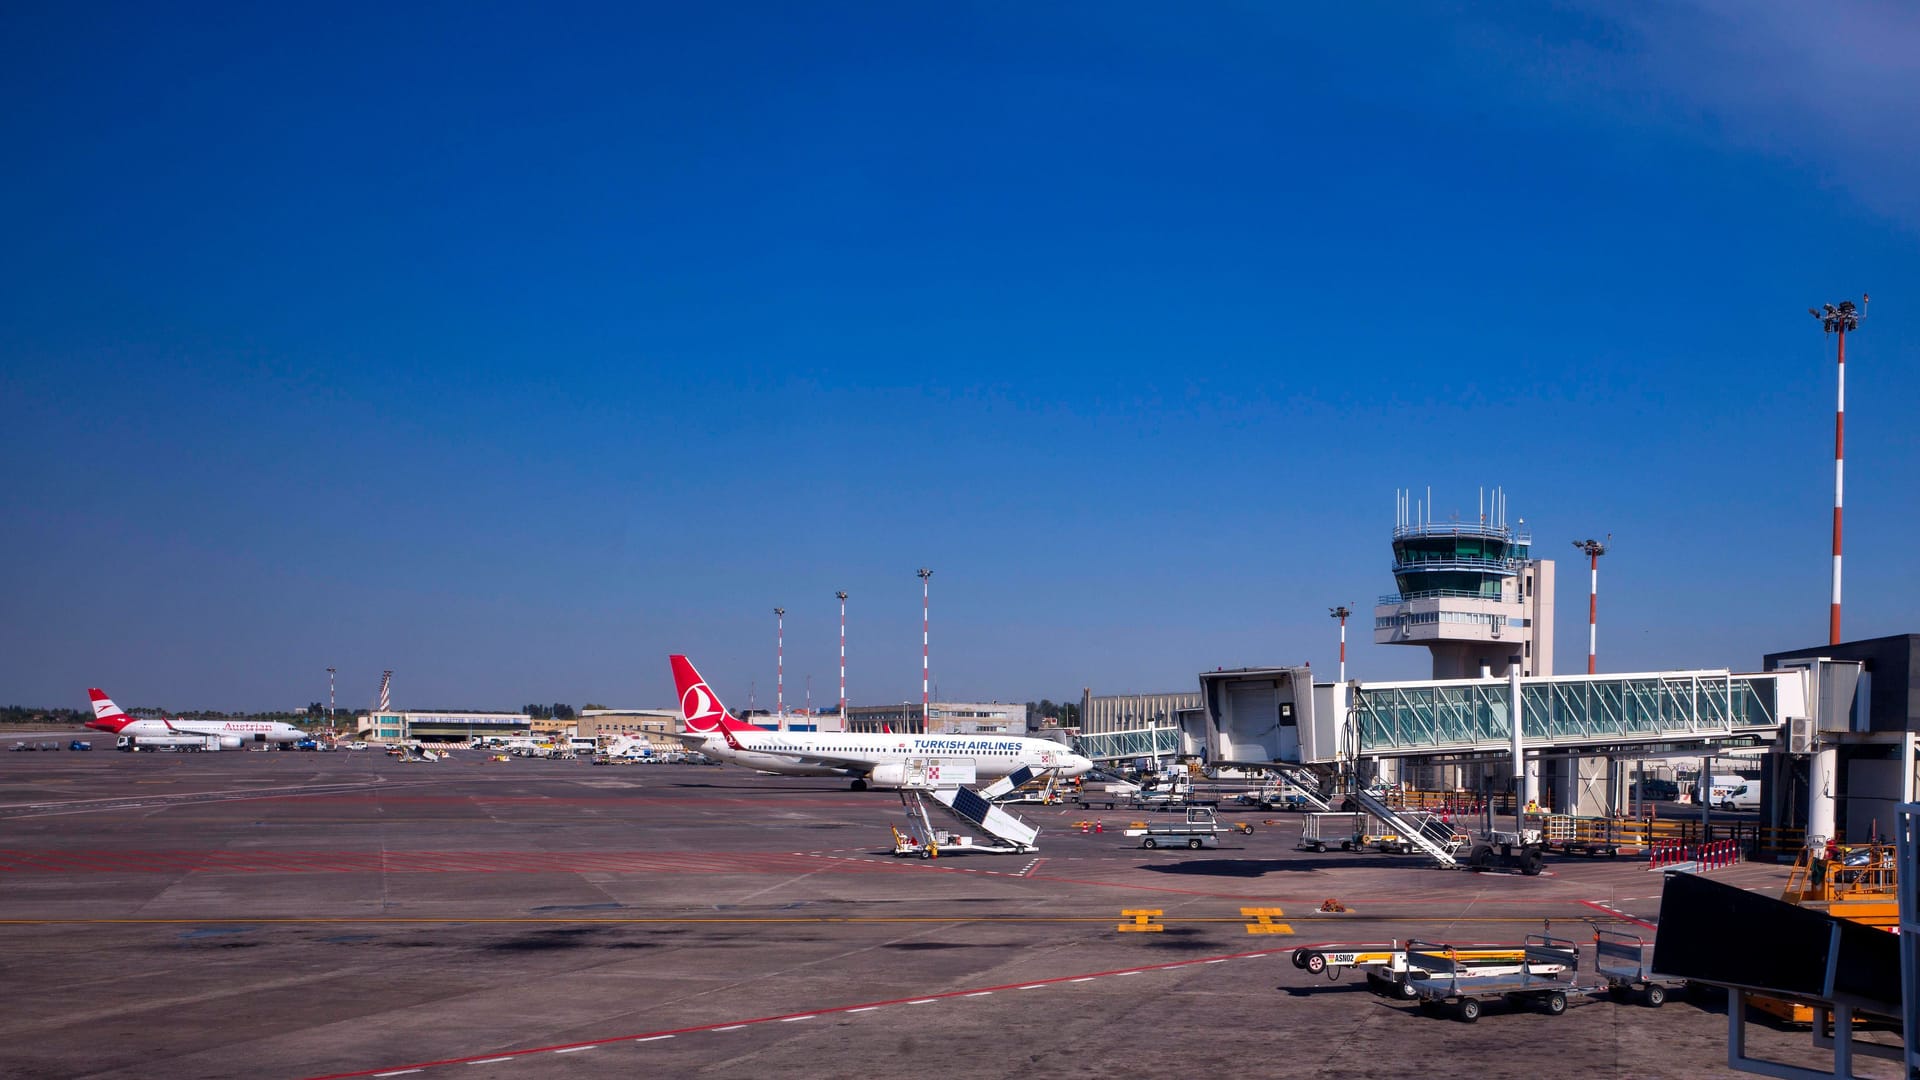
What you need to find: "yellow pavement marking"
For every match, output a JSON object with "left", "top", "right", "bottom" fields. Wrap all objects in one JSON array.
[
  {"left": 0, "top": 914, "right": 1627, "bottom": 927},
  {"left": 1241, "top": 906, "right": 1295, "bottom": 935},
  {"left": 1117, "top": 909, "right": 1164, "bottom": 932}
]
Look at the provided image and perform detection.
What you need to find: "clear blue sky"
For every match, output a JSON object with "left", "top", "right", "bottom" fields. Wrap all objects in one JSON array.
[{"left": 2, "top": 2, "right": 1915, "bottom": 713}]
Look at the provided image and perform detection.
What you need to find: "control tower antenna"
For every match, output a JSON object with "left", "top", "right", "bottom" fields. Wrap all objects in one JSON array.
[
  {"left": 1572, "top": 537, "right": 1611, "bottom": 675},
  {"left": 376, "top": 670, "right": 392, "bottom": 713},
  {"left": 1329, "top": 606, "right": 1353, "bottom": 682},
  {"left": 1811, "top": 295, "right": 1866, "bottom": 645}
]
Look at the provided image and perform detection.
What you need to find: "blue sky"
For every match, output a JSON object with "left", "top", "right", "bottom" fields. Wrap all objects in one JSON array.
[{"left": 2, "top": 2, "right": 1914, "bottom": 712}]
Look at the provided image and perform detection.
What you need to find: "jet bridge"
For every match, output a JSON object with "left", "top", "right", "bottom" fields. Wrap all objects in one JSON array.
[{"left": 1194, "top": 666, "right": 1807, "bottom": 767}]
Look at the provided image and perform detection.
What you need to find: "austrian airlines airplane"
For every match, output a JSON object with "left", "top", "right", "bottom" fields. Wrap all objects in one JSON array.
[
  {"left": 669, "top": 655, "right": 1092, "bottom": 790},
  {"left": 85, "top": 688, "right": 306, "bottom": 750}
]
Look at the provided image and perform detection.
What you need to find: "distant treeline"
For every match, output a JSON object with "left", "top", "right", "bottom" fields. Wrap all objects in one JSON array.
[{"left": 1, "top": 706, "right": 89, "bottom": 726}]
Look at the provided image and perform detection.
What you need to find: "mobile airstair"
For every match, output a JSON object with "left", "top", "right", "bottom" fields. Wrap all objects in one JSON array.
[
  {"left": 1270, "top": 765, "right": 1334, "bottom": 811},
  {"left": 892, "top": 762, "right": 1043, "bottom": 858},
  {"left": 1348, "top": 788, "right": 1463, "bottom": 867}
]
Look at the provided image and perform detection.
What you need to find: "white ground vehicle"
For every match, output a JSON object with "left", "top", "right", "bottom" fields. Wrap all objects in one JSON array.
[
  {"left": 1702, "top": 774, "right": 1762, "bottom": 811},
  {"left": 1125, "top": 806, "right": 1251, "bottom": 850}
]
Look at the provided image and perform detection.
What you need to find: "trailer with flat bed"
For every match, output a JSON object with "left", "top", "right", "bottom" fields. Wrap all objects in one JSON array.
[
  {"left": 1124, "top": 806, "right": 1251, "bottom": 850},
  {"left": 1402, "top": 934, "right": 1587, "bottom": 1022},
  {"left": 1289, "top": 941, "right": 1568, "bottom": 999}
]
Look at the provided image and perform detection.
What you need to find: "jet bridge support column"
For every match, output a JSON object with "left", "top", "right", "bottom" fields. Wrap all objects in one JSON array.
[
  {"left": 1809, "top": 741, "right": 1838, "bottom": 850},
  {"left": 1509, "top": 665, "right": 1528, "bottom": 825}
]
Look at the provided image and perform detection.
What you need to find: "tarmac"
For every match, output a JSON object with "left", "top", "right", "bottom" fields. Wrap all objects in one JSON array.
[{"left": 0, "top": 746, "right": 1902, "bottom": 1079}]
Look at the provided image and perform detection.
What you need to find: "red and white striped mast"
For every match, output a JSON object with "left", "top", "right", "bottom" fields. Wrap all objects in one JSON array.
[
  {"left": 835, "top": 591, "right": 848, "bottom": 719},
  {"left": 1812, "top": 296, "right": 1865, "bottom": 645},
  {"left": 917, "top": 568, "right": 932, "bottom": 733},
  {"left": 773, "top": 607, "right": 785, "bottom": 719},
  {"left": 1572, "top": 537, "right": 1609, "bottom": 675},
  {"left": 1328, "top": 606, "right": 1352, "bottom": 682}
]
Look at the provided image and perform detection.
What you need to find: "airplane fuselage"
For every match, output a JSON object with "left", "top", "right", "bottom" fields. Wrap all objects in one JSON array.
[{"left": 697, "top": 730, "right": 1089, "bottom": 780}]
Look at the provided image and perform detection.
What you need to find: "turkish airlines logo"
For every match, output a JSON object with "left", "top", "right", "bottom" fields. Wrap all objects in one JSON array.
[{"left": 681, "top": 682, "right": 726, "bottom": 732}]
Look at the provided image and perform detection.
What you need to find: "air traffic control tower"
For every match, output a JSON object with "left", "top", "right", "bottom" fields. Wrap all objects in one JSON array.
[{"left": 1374, "top": 488, "right": 1555, "bottom": 679}]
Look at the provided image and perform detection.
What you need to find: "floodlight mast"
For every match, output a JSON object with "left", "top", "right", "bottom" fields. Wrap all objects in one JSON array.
[
  {"left": 773, "top": 608, "right": 786, "bottom": 717},
  {"left": 1811, "top": 295, "right": 1866, "bottom": 645},
  {"left": 917, "top": 569, "right": 932, "bottom": 732},
  {"left": 1572, "top": 537, "right": 1610, "bottom": 674},
  {"left": 1328, "top": 606, "right": 1353, "bottom": 682},
  {"left": 835, "top": 591, "right": 848, "bottom": 718}
]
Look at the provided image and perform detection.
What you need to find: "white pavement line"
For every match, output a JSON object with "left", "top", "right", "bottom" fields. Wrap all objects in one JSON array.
[
  {"left": 467, "top": 1057, "right": 514, "bottom": 1065},
  {"left": 1015, "top": 984, "right": 1046, "bottom": 990},
  {"left": 553, "top": 1046, "right": 595, "bottom": 1054},
  {"left": 963, "top": 991, "right": 993, "bottom": 997},
  {"left": 1068, "top": 977, "right": 1095, "bottom": 983},
  {"left": 780, "top": 1015, "right": 815, "bottom": 1022},
  {"left": 714, "top": 1025, "right": 746, "bottom": 1032},
  {"left": 907, "top": 999, "right": 937, "bottom": 1005},
  {"left": 1117, "top": 971, "right": 1142, "bottom": 976},
  {"left": 374, "top": 1072, "right": 424, "bottom": 1077},
  {"left": 846, "top": 1006, "right": 881, "bottom": 1013},
  {"left": 634, "top": 1035, "right": 675, "bottom": 1042}
]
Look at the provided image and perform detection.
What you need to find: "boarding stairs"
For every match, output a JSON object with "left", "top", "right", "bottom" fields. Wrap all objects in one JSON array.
[
  {"left": 1268, "top": 765, "right": 1333, "bottom": 812},
  {"left": 1348, "top": 788, "right": 1461, "bottom": 867},
  {"left": 896, "top": 764, "right": 1042, "bottom": 855}
]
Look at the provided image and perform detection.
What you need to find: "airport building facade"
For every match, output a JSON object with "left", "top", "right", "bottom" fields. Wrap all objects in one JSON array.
[
  {"left": 354, "top": 711, "right": 532, "bottom": 744},
  {"left": 578, "top": 709, "right": 684, "bottom": 752},
  {"left": 845, "top": 702, "right": 1028, "bottom": 736},
  {"left": 1078, "top": 688, "right": 1202, "bottom": 737}
]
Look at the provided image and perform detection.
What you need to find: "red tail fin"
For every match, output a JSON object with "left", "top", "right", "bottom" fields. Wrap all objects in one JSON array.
[
  {"left": 669, "top": 655, "right": 758, "bottom": 734},
  {"left": 86, "top": 688, "right": 133, "bottom": 732}
]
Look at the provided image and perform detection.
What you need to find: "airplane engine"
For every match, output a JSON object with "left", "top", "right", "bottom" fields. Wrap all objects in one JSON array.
[
  {"left": 217, "top": 736, "right": 243, "bottom": 750},
  {"left": 869, "top": 764, "right": 906, "bottom": 789}
]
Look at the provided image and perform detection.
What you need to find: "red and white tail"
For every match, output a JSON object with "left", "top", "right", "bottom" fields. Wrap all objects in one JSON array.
[
  {"left": 87, "top": 688, "right": 133, "bottom": 732},
  {"left": 669, "top": 655, "right": 759, "bottom": 734}
]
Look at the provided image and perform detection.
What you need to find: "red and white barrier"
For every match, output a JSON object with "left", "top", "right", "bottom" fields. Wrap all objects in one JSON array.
[{"left": 1647, "top": 837, "right": 1740, "bottom": 872}]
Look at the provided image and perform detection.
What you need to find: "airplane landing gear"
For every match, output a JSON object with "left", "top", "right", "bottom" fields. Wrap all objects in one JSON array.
[{"left": 851, "top": 778, "right": 868, "bottom": 792}]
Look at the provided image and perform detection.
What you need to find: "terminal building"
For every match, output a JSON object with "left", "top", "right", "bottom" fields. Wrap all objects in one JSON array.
[
  {"left": 845, "top": 702, "right": 1028, "bottom": 736},
  {"left": 354, "top": 711, "right": 532, "bottom": 744},
  {"left": 577, "top": 708, "right": 685, "bottom": 754}
]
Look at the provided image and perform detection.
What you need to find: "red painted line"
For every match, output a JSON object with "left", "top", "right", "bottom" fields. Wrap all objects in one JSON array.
[
  {"left": 1580, "top": 899, "right": 1656, "bottom": 930},
  {"left": 297, "top": 947, "right": 1280, "bottom": 1080}
]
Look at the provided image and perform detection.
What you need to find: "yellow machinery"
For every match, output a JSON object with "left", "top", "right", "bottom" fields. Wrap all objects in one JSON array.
[{"left": 1752, "top": 842, "right": 1896, "bottom": 1024}]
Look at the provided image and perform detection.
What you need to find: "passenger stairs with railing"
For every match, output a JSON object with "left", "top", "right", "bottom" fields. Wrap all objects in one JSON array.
[
  {"left": 892, "top": 763, "right": 1042, "bottom": 857},
  {"left": 1347, "top": 788, "right": 1462, "bottom": 867}
]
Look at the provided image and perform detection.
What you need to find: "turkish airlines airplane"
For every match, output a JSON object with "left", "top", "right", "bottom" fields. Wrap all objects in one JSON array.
[
  {"left": 85, "top": 688, "right": 306, "bottom": 750},
  {"left": 669, "top": 654, "right": 1092, "bottom": 790}
]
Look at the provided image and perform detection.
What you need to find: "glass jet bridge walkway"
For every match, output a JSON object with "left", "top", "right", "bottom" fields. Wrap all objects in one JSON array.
[
  {"left": 1072, "top": 668, "right": 1800, "bottom": 766},
  {"left": 1350, "top": 669, "right": 1790, "bottom": 759},
  {"left": 1074, "top": 725, "right": 1183, "bottom": 765}
]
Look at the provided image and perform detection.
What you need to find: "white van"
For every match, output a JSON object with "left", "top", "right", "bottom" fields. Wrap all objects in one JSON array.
[{"left": 1702, "top": 774, "right": 1762, "bottom": 811}]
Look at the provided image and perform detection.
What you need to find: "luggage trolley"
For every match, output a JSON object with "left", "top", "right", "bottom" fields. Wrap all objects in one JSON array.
[
  {"left": 1593, "top": 928, "right": 1684, "bottom": 1007},
  {"left": 1402, "top": 933, "right": 1586, "bottom": 1022}
]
